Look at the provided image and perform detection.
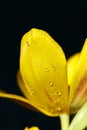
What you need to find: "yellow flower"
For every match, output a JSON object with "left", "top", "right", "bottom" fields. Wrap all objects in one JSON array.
[
  {"left": 0, "top": 28, "right": 87, "bottom": 117},
  {"left": 24, "top": 126, "right": 40, "bottom": 130}
]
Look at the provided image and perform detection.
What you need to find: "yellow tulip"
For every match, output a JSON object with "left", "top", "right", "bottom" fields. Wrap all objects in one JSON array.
[{"left": 0, "top": 28, "right": 87, "bottom": 117}]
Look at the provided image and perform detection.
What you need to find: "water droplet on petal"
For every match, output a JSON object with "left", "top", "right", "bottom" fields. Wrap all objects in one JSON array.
[
  {"left": 54, "top": 99, "right": 60, "bottom": 104},
  {"left": 52, "top": 65, "right": 57, "bottom": 70},
  {"left": 54, "top": 101, "right": 57, "bottom": 104},
  {"left": 26, "top": 41, "right": 30, "bottom": 46},
  {"left": 30, "top": 90, "right": 34, "bottom": 96},
  {"left": 46, "top": 68, "right": 49, "bottom": 72},
  {"left": 49, "top": 82, "right": 54, "bottom": 86},
  {"left": 58, "top": 92, "right": 62, "bottom": 96},
  {"left": 57, "top": 107, "right": 62, "bottom": 111}
]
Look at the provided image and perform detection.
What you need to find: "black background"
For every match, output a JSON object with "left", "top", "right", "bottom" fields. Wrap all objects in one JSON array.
[{"left": 0, "top": 0, "right": 87, "bottom": 130}]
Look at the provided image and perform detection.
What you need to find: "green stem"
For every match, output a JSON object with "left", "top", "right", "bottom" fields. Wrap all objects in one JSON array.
[{"left": 60, "top": 114, "right": 69, "bottom": 130}]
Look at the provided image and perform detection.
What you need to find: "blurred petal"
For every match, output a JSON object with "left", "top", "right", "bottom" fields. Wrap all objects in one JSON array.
[
  {"left": 69, "top": 39, "right": 87, "bottom": 113},
  {"left": 68, "top": 102, "right": 87, "bottom": 130},
  {"left": 19, "top": 28, "right": 69, "bottom": 116},
  {"left": 67, "top": 53, "right": 80, "bottom": 86},
  {"left": 24, "top": 126, "right": 40, "bottom": 130}
]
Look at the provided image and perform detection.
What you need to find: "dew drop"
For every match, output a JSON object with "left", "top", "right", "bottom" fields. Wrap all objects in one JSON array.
[
  {"left": 57, "top": 107, "right": 62, "bottom": 111},
  {"left": 30, "top": 90, "right": 34, "bottom": 96},
  {"left": 26, "top": 41, "right": 30, "bottom": 46},
  {"left": 52, "top": 65, "right": 57, "bottom": 70},
  {"left": 54, "top": 101, "right": 57, "bottom": 104},
  {"left": 46, "top": 68, "right": 49, "bottom": 72},
  {"left": 49, "top": 82, "right": 54, "bottom": 86},
  {"left": 54, "top": 99, "right": 60, "bottom": 104},
  {"left": 58, "top": 92, "right": 62, "bottom": 96}
]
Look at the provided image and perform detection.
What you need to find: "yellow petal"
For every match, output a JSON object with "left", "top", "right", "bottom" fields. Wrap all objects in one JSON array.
[
  {"left": 24, "top": 126, "right": 40, "bottom": 130},
  {"left": 69, "top": 39, "right": 87, "bottom": 113},
  {"left": 17, "top": 70, "right": 40, "bottom": 112},
  {"left": 67, "top": 53, "right": 80, "bottom": 86},
  {"left": 0, "top": 91, "right": 38, "bottom": 111},
  {"left": 17, "top": 70, "right": 31, "bottom": 99},
  {"left": 19, "top": 28, "right": 69, "bottom": 116}
]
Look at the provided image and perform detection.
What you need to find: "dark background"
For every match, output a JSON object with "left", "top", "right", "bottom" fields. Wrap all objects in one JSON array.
[{"left": 0, "top": 0, "right": 87, "bottom": 130}]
